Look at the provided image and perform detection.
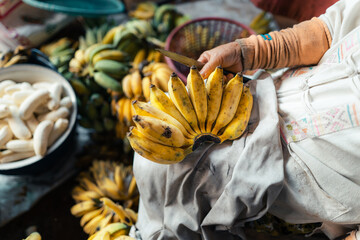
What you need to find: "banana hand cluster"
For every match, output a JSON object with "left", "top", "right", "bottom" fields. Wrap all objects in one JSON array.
[
  {"left": 41, "top": 37, "right": 76, "bottom": 77},
  {"left": 121, "top": 61, "right": 172, "bottom": 102},
  {"left": 128, "top": 66, "right": 253, "bottom": 164},
  {"left": 23, "top": 232, "right": 41, "bottom": 240},
  {"left": 71, "top": 160, "right": 138, "bottom": 235},
  {"left": 0, "top": 45, "right": 30, "bottom": 68}
]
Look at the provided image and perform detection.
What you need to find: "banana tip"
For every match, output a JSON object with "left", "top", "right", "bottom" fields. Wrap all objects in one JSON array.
[
  {"left": 133, "top": 115, "right": 140, "bottom": 122},
  {"left": 132, "top": 100, "right": 138, "bottom": 104},
  {"left": 171, "top": 72, "right": 177, "bottom": 77},
  {"left": 190, "top": 65, "right": 197, "bottom": 70},
  {"left": 150, "top": 84, "right": 155, "bottom": 88}
]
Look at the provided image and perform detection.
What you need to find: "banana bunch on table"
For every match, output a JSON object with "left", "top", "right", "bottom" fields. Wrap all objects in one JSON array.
[
  {"left": 128, "top": 66, "right": 253, "bottom": 164},
  {"left": 0, "top": 46, "right": 31, "bottom": 68},
  {"left": 71, "top": 160, "right": 138, "bottom": 236},
  {"left": 40, "top": 37, "right": 77, "bottom": 77}
]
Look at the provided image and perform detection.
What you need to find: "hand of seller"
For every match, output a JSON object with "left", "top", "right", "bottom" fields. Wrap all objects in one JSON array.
[
  {"left": 198, "top": 17, "right": 331, "bottom": 80},
  {"left": 197, "top": 41, "right": 243, "bottom": 79}
]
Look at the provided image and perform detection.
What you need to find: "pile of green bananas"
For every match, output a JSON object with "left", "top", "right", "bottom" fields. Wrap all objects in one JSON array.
[
  {"left": 40, "top": 37, "right": 77, "bottom": 77},
  {"left": 128, "top": 66, "right": 253, "bottom": 164},
  {"left": 23, "top": 232, "right": 41, "bottom": 240},
  {"left": 71, "top": 160, "right": 138, "bottom": 235}
]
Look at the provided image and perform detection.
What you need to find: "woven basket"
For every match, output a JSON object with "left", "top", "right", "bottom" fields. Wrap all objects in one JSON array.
[{"left": 165, "top": 17, "right": 255, "bottom": 82}]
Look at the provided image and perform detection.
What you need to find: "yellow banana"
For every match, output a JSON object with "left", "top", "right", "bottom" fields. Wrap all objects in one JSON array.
[
  {"left": 112, "top": 236, "right": 135, "bottom": 240},
  {"left": 78, "top": 176, "right": 105, "bottom": 196},
  {"left": 122, "top": 98, "right": 133, "bottom": 127},
  {"left": 127, "top": 176, "right": 137, "bottom": 199},
  {"left": 84, "top": 43, "right": 105, "bottom": 62},
  {"left": 218, "top": 86, "right": 253, "bottom": 142},
  {"left": 71, "top": 200, "right": 98, "bottom": 217},
  {"left": 153, "top": 67, "right": 172, "bottom": 91},
  {"left": 114, "top": 165, "right": 124, "bottom": 192},
  {"left": 92, "top": 50, "right": 126, "bottom": 64},
  {"left": 211, "top": 74, "right": 243, "bottom": 135},
  {"left": 25, "top": 232, "right": 41, "bottom": 240},
  {"left": 99, "top": 177, "right": 124, "bottom": 200},
  {"left": 88, "top": 222, "right": 130, "bottom": 240},
  {"left": 100, "top": 197, "right": 133, "bottom": 225},
  {"left": 149, "top": 85, "right": 197, "bottom": 136},
  {"left": 130, "top": 70, "right": 142, "bottom": 98},
  {"left": 72, "top": 190, "right": 102, "bottom": 202},
  {"left": 124, "top": 208, "right": 138, "bottom": 223},
  {"left": 142, "top": 76, "right": 151, "bottom": 102},
  {"left": 132, "top": 115, "right": 192, "bottom": 147},
  {"left": 205, "top": 66, "right": 224, "bottom": 132},
  {"left": 122, "top": 74, "right": 133, "bottom": 98},
  {"left": 115, "top": 98, "right": 127, "bottom": 138},
  {"left": 133, "top": 49, "right": 146, "bottom": 68},
  {"left": 128, "top": 127, "right": 191, "bottom": 164},
  {"left": 102, "top": 26, "right": 123, "bottom": 44},
  {"left": 132, "top": 100, "right": 192, "bottom": 139},
  {"left": 187, "top": 66, "right": 207, "bottom": 132},
  {"left": 168, "top": 73, "right": 200, "bottom": 133},
  {"left": 83, "top": 213, "right": 106, "bottom": 234},
  {"left": 80, "top": 208, "right": 104, "bottom": 227}
]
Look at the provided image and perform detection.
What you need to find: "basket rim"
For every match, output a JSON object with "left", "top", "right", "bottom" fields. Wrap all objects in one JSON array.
[{"left": 165, "top": 17, "right": 256, "bottom": 82}]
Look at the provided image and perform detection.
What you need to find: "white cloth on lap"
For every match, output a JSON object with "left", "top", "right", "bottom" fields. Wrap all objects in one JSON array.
[{"left": 134, "top": 77, "right": 284, "bottom": 240}]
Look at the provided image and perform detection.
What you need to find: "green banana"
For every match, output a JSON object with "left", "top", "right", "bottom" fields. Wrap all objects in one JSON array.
[
  {"left": 70, "top": 78, "right": 90, "bottom": 95},
  {"left": 93, "top": 71, "right": 122, "bottom": 92},
  {"left": 153, "top": 4, "right": 176, "bottom": 28},
  {"left": 88, "top": 44, "right": 114, "bottom": 64},
  {"left": 94, "top": 60, "right": 129, "bottom": 78}
]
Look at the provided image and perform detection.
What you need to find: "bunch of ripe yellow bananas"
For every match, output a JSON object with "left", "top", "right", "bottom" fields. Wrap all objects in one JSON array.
[
  {"left": 23, "top": 232, "right": 41, "bottom": 240},
  {"left": 127, "top": 66, "right": 253, "bottom": 164},
  {"left": 71, "top": 160, "right": 138, "bottom": 235},
  {"left": 122, "top": 61, "right": 172, "bottom": 102},
  {"left": 110, "top": 50, "right": 172, "bottom": 139}
]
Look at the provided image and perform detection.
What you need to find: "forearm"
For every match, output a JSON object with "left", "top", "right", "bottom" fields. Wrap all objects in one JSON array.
[{"left": 237, "top": 17, "right": 332, "bottom": 70}]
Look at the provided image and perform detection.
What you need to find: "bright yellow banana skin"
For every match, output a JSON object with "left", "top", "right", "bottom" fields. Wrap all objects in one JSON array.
[
  {"left": 205, "top": 66, "right": 224, "bottom": 132},
  {"left": 132, "top": 100, "right": 193, "bottom": 139},
  {"left": 25, "top": 232, "right": 42, "bottom": 240},
  {"left": 187, "top": 66, "right": 207, "bottom": 132},
  {"left": 133, "top": 115, "right": 192, "bottom": 147},
  {"left": 128, "top": 127, "right": 192, "bottom": 164},
  {"left": 168, "top": 73, "right": 200, "bottom": 133},
  {"left": 211, "top": 74, "right": 243, "bottom": 135},
  {"left": 149, "top": 84, "right": 197, "bottom": 136},
  {"left": 219, "top": 86, "right": 253, "bottom": 142}
]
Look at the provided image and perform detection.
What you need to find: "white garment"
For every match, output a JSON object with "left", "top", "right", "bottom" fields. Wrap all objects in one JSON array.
[{"left": 269, "top": 0, "right": 360, "bottom": 238}]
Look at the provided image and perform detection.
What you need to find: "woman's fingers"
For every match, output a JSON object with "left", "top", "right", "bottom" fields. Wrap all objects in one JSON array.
[{"left": 197, "top": 42, "right": 243, "bottom": 79}]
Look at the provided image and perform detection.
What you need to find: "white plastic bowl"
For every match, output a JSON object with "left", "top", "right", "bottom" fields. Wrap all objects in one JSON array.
[{"left": 0, "top": 64, "right": 77, "bottom": 174}]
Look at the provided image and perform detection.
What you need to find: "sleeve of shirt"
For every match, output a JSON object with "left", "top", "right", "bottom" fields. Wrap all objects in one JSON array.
[{"left": 319, "top": 0, "right": 360, "bottom": 45}]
